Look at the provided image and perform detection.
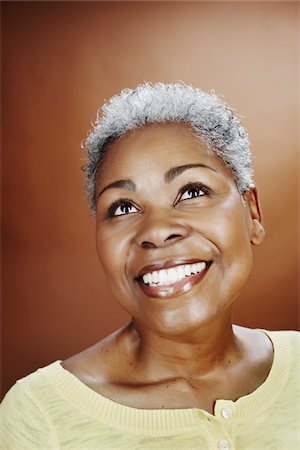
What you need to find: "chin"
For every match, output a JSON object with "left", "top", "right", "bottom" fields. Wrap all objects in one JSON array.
[{"left": 133, "top": 296, "right": 225, "bottom": 337}]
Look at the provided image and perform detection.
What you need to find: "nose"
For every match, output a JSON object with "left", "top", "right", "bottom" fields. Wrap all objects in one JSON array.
[{"left": 135, "top": 212, "right": 191, "bottom": 249}]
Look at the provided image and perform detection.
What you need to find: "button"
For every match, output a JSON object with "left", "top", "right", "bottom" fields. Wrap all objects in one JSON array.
[
  {"left": 221, "top": 407, "right": 232, "bottom": 419},
  {"left": 218, "top": 439, "right": 230, "bottom": 450}
]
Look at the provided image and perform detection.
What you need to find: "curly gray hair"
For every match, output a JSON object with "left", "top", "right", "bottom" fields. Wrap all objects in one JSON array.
[{"left": 84, "top": 82, "right": 254, "bottom": 214}]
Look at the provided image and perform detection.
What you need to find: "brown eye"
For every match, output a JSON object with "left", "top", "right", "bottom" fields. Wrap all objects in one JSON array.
[
  {"left": 179, "top": 186, "right": 205, "bottom": 201},
  {"left": 111, "top": 201, "right": 139, "bottom": 217}
]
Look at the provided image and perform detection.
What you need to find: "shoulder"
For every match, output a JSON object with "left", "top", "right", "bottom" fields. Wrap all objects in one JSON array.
[
  {"left": 1, "top": 360, "right": 62, "bottom": 405},
  {"left": 266, "top": 330, "right": 300, "bottom": 375},
  {"left": 0, "top": 362, "right": 61, "bottom": 449},
  {"left": 234, "top": 326, "right": 300, "bottom": 350},
  {"left": 233, "top": 325, "right": 273, "bottom": 360},
  {"left": 61, "top": 341, "right": 113, "bottom": 386},
  {"left": 233, "top": 327, "right": 300, "bottom": 376},
  {"left": 262, "top": 329, "right": 300, "bottom": 351},
  {"left": 61, "top": 325, "right": 135, "bottom": 386},
  {"left": 260, "top": 330, "right": 300, "bottom": 390},
  {"left": 1, "top": 360, "right": 62, "bottom": 406}
]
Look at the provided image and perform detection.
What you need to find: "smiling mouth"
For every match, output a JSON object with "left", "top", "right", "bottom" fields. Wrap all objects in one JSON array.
[{"left": 136, "top": 261, "right": 211, "bottom": 299}]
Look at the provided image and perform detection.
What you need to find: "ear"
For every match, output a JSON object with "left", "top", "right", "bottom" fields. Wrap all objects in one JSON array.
[{"left": 243, "top": 188, "right": 265, "bottom": 246}]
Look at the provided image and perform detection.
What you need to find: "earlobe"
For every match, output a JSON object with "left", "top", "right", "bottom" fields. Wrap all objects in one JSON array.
[
  {"left": 251, "top": 218, "right": 265, "bottom": 245},
  {"left": 244, "top": 188, "right": 265, "bottom": 246}
]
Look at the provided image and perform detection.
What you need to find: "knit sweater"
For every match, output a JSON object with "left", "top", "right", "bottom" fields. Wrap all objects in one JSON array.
[{"left": 1, "top": 330, "right": 299, "bottom": 450}]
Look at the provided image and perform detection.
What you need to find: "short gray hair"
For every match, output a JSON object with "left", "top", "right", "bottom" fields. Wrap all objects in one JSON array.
[{"left": 84, "top": 82, "right": 254, "bottom": 214}]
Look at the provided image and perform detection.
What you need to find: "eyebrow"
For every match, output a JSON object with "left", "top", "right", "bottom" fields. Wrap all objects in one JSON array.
[
  {"left": 164, "top": 163, "right": 216, "bottom": 183},
  {"left": 97, "top": 163, "right": 216, "bottom": 199},
  {"left": 97, "top": 179, "right": 136, "bottom": 199}
]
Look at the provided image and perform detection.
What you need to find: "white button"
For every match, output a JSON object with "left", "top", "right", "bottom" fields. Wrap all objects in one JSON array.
[
  {"left": 221, "top": 407, "right": 232, "bottom": 419},
  {"left": 218, "top": 439, "right": 230, "bottom": 450}
]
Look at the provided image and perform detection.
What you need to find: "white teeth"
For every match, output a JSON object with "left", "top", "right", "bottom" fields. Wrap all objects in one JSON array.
[
  {"left": 197, "top": 262, "right": 206, "bottom": 272},
  {"left": 142, "top": 273, "right": 149, "bottom": 284},
  {"left": 159, "top": 269, "right": 168, "bottom": 285},
  {"left": 168, "top": 268, "right": 178, "bottom": 283},
  {"left": 177, "top": 265, "right": 185, "bottom": 280},
  {"left": 141, "top": 262, "right": 208, "bottom": 286},
  {"left": 185, "top": 265, "right": 192, "bottom": 276},
  {"left": 152, "top": 271, "right": 159, "bottom": 283}
]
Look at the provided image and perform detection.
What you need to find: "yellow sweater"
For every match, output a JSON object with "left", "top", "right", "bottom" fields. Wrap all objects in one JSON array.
[{"left": 1, "top": 330, "right": 299, "bottom": 449}]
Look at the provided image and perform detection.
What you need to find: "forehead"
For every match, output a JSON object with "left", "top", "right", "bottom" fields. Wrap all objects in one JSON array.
[{"left": 97, "top": 122, "right": 232, "bottom": 183}]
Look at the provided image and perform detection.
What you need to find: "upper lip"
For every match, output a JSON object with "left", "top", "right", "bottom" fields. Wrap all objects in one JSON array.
[{"left": 135, "top": 258, "right": 210, "bottom": 279}]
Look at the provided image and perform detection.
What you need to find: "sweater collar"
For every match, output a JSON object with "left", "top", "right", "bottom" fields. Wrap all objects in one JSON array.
[{"left": 43, "top": 330, "right": 290, "bottom": 434}]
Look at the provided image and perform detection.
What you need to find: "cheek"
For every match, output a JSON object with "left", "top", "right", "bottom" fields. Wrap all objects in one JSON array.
[
  {"left": 190, "top": 198, "right": 253, "bottom": 288},
  {"left": 95, "top": 224, "right": 133, "bottom": 283},
  {"left": 221, "top": 219, "right": 253, "bottom": 280},
  {"left": 95, "top": 226, "right": 143, "bottom": 316},
  {"left": 190, "top": 198, "right": 251, "bottom": 253},
  {"left": 211, "top": 195, "right": 252, "bottom": 254},
  {"left": 96, "top": 230, "right": 119, "bottom": 275},
  {"left": 212, "top": 208, "right": 254, "bottom": 297}
]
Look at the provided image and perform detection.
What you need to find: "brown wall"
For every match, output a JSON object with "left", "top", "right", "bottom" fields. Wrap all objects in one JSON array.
[{"left": 1, "top": 1, "right": 299, "bottom": 397}]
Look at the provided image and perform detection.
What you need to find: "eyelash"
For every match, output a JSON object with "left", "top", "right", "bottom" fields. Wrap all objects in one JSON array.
[
  {"left": 106, "top": 198, "right": 139, "bottom": 218},
  {"left": 176, "top": 182, "right": 211, "bottom": 203},
  {"left": 106, "top": 182, "right": 211, "bottom": 218}
]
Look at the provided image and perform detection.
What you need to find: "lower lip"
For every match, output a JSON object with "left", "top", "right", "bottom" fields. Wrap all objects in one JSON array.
[{"left": 137, "top": 266, "right": 210, "bottom": 299}]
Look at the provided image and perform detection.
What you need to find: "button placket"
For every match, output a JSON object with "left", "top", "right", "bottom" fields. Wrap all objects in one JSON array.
[
  {"left": 221, "top": 407, "right": 232, "bottom": 419},
  {"left": 214, "top": 402, "right": 235, "bottom": 449}
]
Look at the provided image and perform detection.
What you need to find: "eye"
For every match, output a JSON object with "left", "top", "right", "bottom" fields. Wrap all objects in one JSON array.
[
  {"left": 107, "top": 200, "right": 139, "bottom": 218},
  {"left": 178, "top": 183, "right": 210, "bottom": 202},
  {"left": 180, "top": 187, "right": 205, "bottom": 200},
  {"left": 114, "top": 202, "right": 138, "bottom": 216}
]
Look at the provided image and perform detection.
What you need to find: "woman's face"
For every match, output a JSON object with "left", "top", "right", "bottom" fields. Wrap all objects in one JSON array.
[{"left": 95, "top": 123, "right": 263, "bottom": 336}]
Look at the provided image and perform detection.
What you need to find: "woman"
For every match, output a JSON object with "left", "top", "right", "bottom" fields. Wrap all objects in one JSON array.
[{"left": 1, "top": 83, "right": 299, "bottom": 449}]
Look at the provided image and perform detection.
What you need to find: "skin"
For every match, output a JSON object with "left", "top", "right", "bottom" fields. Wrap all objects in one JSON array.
[{"left": 63, "top": 123, "right": 273, "bottom": 414}]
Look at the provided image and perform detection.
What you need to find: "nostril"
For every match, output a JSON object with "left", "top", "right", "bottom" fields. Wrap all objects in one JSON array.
[
  {"left": 141, "top": 241, "right": 157, "bottom": 249},
  {"left": 165, "top": 234, "right": 182, "bottom": 242}
]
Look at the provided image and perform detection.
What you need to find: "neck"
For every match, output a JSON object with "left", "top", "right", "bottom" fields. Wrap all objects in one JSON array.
[{"left": 128, "top": 315, "right": 242, "bottom": 380}]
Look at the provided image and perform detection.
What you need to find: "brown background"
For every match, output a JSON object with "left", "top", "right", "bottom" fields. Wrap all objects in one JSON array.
[{"left": 1, "top": 1, "right": 299, "bottom": 398}]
